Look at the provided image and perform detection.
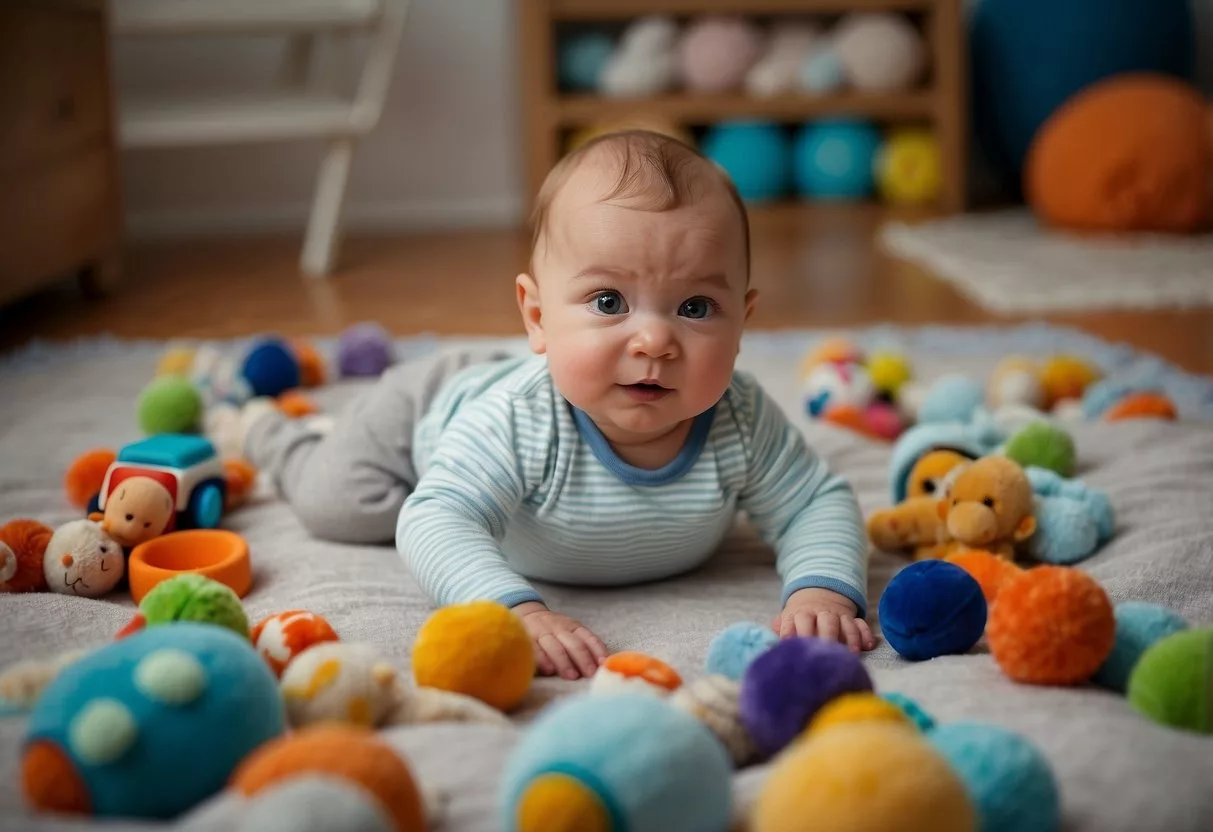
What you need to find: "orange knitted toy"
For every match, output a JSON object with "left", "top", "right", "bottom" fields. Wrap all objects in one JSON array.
[
  {"left": 290, "top": 338, "right": 327, "bottom": 388},
  {"left": 987, "top": 566, "right": 1115, "bottom": 685},
  {"left": 944, "top": 550, "right": 1023, "bottom": 604},
  {"left": 64, "top": 449, "right": 116, "bottom": 509},
  {"left": 0, "top": 519, "right": 54, "bottom": 593}
]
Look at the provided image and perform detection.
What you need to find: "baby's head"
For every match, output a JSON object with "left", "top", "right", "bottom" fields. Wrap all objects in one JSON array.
[{"left": 517, "top": 130, "right": 755, "bottom": 447}]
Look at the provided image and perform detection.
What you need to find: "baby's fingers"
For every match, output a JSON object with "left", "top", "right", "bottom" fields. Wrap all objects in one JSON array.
[
  {"left": 557, "top": 631, "right": 599, "bottom": 678},
  {"left": 532, "top": 640, "right": 555, "bottom": 676},
  {"left": 574, "top": 627, "right": 609, "bottom": 666},
  {"left": 856, "top": 619, "right": 876, "bottom": 651},
  {"left": 817, "top": 612, "right": 841, "bottom": 644},
  {"left": 793, "top": 610, "right": 817, "bottom": 639},
  {"left": 539, "top": 634, "right": 578, "bottom": 680},
  {"left": 839, "top": 617, "right": 862, "bottom": 654}
]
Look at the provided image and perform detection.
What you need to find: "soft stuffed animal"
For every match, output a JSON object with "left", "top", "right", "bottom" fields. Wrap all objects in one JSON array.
[
  {"left": 0, "top": 519, "right": 54, "bottom": 593},
  {"left": 42, "top": 519, "right": 124, "bottom": 598},
  {"left": 88, "top": 476, "right": 175, "bottom": 549},
  {"left": 599, "top": 16, "right": 680, "bottom": 98},
  {"left": 938, "top": 456, "right": 1037, "bottom": 561},
  {"left": 866, "top": 450, "right": 972, "bottom": 560}
]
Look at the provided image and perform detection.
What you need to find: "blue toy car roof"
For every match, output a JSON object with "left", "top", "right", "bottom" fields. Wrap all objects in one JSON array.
[{"left": 118, "top": 434, "right": 216, "bottom": 469}]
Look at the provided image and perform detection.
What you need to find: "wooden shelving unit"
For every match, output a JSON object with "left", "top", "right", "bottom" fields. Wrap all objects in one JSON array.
[{"left": 517, "top": 0, "right": 967, "bottom": 214}]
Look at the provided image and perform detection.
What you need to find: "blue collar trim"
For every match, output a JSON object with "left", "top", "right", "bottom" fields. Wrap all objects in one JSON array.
[{"left": 570, "top": 404, "right": 715, "bottom": 486}]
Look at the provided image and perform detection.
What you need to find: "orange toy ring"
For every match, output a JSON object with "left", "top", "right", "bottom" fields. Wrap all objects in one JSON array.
[{"left": 128, "top": 529, "right": 252, "bottom": 604}]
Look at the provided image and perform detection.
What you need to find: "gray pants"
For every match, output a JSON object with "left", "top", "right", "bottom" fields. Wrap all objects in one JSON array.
[{"left": 243, "top": 347, "right": 509, "bottom": 544}]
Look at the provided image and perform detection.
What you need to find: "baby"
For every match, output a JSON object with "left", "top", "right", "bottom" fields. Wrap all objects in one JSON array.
[{"left": 233, "top": 130, "right": 873, "bottom": 680}]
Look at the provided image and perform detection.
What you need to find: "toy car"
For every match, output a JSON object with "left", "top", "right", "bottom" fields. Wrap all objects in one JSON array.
[{"left": 87, "top": 434, "right": 227, "bottom": 535}]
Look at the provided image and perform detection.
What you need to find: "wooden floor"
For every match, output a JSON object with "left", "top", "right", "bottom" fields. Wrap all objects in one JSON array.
[{"left": 3, "top": 205, "right": 1211, "bottom": 375}]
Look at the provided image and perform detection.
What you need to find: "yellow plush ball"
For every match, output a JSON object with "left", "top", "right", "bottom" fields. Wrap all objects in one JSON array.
[
  {"left": 876, "top": 128, "right": 943, "bottom": 206},
  {"left": 867, "top": 352, "right": 912, "bottom": 397},
  {"left": 751, "top": 723, "right": 976, "bottom": 832},
  {"left": 157, "top": 345, "right": 196, "bottom": 377},
  {"left": 1039, "top": 355, "right": 1102, "bottom": 408},
  {"left": 412, "top": 601, "right": 534, "bottom": 712},
  {"left": 804, "top": 693, "right": 913, "bottom": 738}
]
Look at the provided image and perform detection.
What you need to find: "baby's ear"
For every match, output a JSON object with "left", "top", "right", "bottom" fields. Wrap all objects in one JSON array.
[
  {"left": 744, "top": 288, "right": 758, "bottom": 323},
  {"left": 515, "top": 273, "right": 546, "bottom": 355}
]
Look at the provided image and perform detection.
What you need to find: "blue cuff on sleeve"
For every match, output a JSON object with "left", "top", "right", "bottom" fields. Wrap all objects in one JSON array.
[
  {"left": 498, "top": 589, "right": 545, "bottom": 609},
  {"left": 782, "top": 576, "right": 869, "bottom": 620}
]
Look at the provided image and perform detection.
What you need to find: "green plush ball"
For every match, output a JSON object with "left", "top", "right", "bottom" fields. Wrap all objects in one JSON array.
[
  {"left": 138, "top": 573, "right": 250, "bottom": 639},
  {"left": 1127, "top": 628, "right": 1212, "bottom": 735},
  {"left": 1003, "top": 421, "right": 1076, "bottom": 477},
  {"left": 137, "top": 375, "right": 203, "bottom": 436}
]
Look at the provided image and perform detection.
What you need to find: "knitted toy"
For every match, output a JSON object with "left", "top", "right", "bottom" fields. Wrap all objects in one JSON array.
[
  {"left": 136, "top": 375, "right": 203, "bottom": 436},
  {"left": 0, "top": 518, "right": 54, "bottom": 593},
  {"left": 64, "top": 449, "right": 116, "bottom": 509},
  {"left": 944, "top": 549, "right": 1024, "bottom": 604},
  {"left": 42, "top": 519, "right": 124, "bottom": 598},
  {"left": 251, "top": 609, "right": 341, "bottom": 677},
  {"left": 88, "top": 475, "right": 175, "bottom": 549},
  {"left": 499, "top": 693, "right": 733, "bottom": 832},
  {"left": 590, "top": 651, "right": 683, "bottom": 697},
  {"left": 878, "top": 560, "right": 988, "bottom": 662},
  {"left": 804, "top": 692, "right": 915, "bottom": 737},
  {"left": 1092, "top": 601, "right": 1190, "bottom": 692},
  {"left": 337, "top": 322, "right": 395, "bottom": 378},
  {"left": 704, "top": 621, "right": 779, "bottom": 681},
  {"left": 1127, "top": 628, "right": 1212, "bottom": 734},
  {"left": 117, "top": 572, "right": 250, "bottom": 641},
  {"left": 22, "top": 622, "right": 284, "bottom": 819},
  {"left": 241, "top": 338, "right": 301, "bottom": 398},
  {"left": 668, "top": 674, "right": 757, "bottom": 766},
  {"left": 938, "top": 456, "right": 1037, "bottom": 562}
]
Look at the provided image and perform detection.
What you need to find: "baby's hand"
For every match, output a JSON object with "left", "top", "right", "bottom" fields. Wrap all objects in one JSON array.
[
  {"left": 775, "top": 588, "right": 876, "bottom": 653},
  {"left": 512, "top": 601, "right": 608, "bottom": 680}
]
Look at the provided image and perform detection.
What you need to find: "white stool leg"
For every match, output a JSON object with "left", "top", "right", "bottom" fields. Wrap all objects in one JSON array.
[{"left": 301, "top": 136, "right": 355, "bottom": 278}]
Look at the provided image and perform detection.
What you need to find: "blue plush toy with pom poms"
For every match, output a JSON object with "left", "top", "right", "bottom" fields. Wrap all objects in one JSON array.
[
  {"left": 704, "top": 622, "right": 779, "bottom": 681},
  {"left": 879, "top": 560, "right": 988, "bottom": 662}
]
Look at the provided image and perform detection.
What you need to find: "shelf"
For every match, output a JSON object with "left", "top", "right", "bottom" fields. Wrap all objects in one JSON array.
[
  {"left": 118, "top": 92, "right": 359, "bottom": 148},
  {"left": 553, "top": 91, "right": 935, "bottom": 125},
  {"left": 110, "top": 0, "right": 384, "bottom": 36},
  {"left": 551, "top": 0, "right": 934, "bottom": 19}
]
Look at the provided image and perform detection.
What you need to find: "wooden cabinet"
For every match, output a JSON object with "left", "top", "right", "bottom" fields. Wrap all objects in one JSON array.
[{"left": 0, "top": 0, "right": 124, "bottom": 306}]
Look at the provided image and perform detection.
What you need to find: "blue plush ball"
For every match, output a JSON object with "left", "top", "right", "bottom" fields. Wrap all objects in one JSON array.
[
  {"left": 879, "top": 560, "right": 987, "bottom": 662},
  {"left": 705, "top": 622, "right": 779, "bottom": 681},
  {"left": 918, "top": 374, "right": 985, "bottom": 424},
  {"left": 701, "top": 121, "right": 792, "bottom": 203},
  {"left": 241, "top": 338, "right": 301, "bottom": 398},
  {"left": 499, "top": 693, "right": 732, "bottom": 832},
  {"left": 23, "top": 622, "right": 284, "bottom": 819},
  {"left": 881, "top": 691, "right": 936, "bottom": 732},
  {"left": 928, "top": 722, "right": 1061, "bottom": 832},
  {"left": 1092, "top": 601, "right": 1189, "bottom": 692},
  {"left": 792, "top": 119, "right": 882, "bottom": 200},
  {"left": 558, "top": 32, "right": 614, "bottom": 91}
]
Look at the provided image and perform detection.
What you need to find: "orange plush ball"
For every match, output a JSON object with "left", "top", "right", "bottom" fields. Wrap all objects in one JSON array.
[
  {"left": 1104, "top": 392, "right": 1178, "bottom": 422},
  {"left": 223, "top": 458, "right": 259, "bottom": 509},
  {"left": 0, "top": 519, "right": 54, "bottom": 593},
  {"left": 944, "top": 550, "right": 1023, "bottom": 605},
  {"left": 64, "top": 448, "right": 116, "bottom": 509},
  {"left": 987, "top": 566, "right": 1115, "bottom": 685},
  {"left": 290, "top": 338, "right": 326, "bottom": 388},
  {"left": 251, "top": 610, "right": 341, "bottom": 677},
  {"left": 1027, "top": 74, "right": 1212, "bottom": 233},
  {"left": 276, "top": 390, "right": 319, "bottom": 419}
]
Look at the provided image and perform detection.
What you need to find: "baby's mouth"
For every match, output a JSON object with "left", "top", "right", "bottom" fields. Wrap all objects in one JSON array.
[{"left": 620, "top": 381, "right": 671, "bottom": 402}]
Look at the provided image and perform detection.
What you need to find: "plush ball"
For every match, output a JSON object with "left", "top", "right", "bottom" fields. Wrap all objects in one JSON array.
[
  {"left": 557, "top": 31, "right": 615, "bottom": 91},
  {"left": 928, "top": 721, "right": 1061, "bottom": 832},
  {"left": 501, "top": 693, "right": 732, "bottom": 832},
  {"left": 1127, "top": 628, "right": 1212, "bottom": 734},
  {"left": 669, "top": 674, "right": 757, "bottom": 766},
  {"left": 133, "top": 573, "right": 250, "bottom": 640},
  {"left": 745, "top": 21, "right": 820, "bottom": 97},
  {"left": 280, "top": 642, "right": 401, "bottom": 729},
  {"left": 739, "top": 636, "right": 873, "bottom": 758},
  {"left": 289, "top": 338, "right": 327, "bottom": 388},
  {"left": 1026, "top": 74, "right": 1211, "bottom": 233},
  {"left": 137, "top": 376, "right": 203, "bottom": 435},
  {"left": 276, "top": 390, "right": 318, "bottom": 419},
  {"left": 678, "top": 16, "right": 764, "bottom": 93},
  {"left": 156, "top": 345, "right": 197, "bottom": 377},
  {"left": 863, "top": 402, "right": 905, "bottom": 441},
  {"left": 0, "top": 518, "right": 54, "bottom": 593},
  {"left": 944, "top": 550, "right": 1024, "bottom": 604},
  {"left": 241, "top": 338, "right": 301, "bottom": 399},
  {"left": 1092, "top": 601, "right": 1189, "bottom": 692},
  {"left": 803, "top": 361, "right": 874, "bottom": 418},
  {"left": 231, "top": 723, "right": 426, "bottom": 832},
  {"left": 223, "top": 458, "right": 259, "bottom": 510},
  {"left": 867, "top": 351, "right": 912, "bottom": 397},
  {"left": 64, "top": 449, "right": 115, "bottom": 510},
  {"left": 799, "top": 48, "right": 846, "bottom": 94},
  {"left": 337, "top": 323, "right": 396, "bottom": 378},
  {"left": 751, "top": 722, "right": 976, "bottom": 832},
  {"left": 1003, "top": 421, "right": 1076, "bottom": 478},
  {"left": 881, "top": 691, "right": 936, "bottom": 732},
  {"left": 705, "top": 622, "right": 779, "bottom": 681},
  {"left": 598, "top": 16, "right": 679, "bottom": 98},
  {"left": 701, "top": 121, "right": 791, "bottom": 203},
  {"left": 879, "top": 560, "right": 988, "bottom": 662},
  {"left": 43, "top": 519, "right": 124, "bottom": 599},
  {"left": 1105, "top": 392, "right": 1178, "bottom": 422},
  {"left": 792, "top": 119, "right": 882, "bottom": 200},
  {"left": 412, "top": 601, "right": 533, "bottom": 712},
  {"left": 591, "top": 651, "right": 682, "bottom": 697},
  {"left": 987, "top": 356, "right": 1045, "bottom": 411},
  {"left": 987, "top": 566, "right": 1116, "bottom": 685},
  {"left": 876, "top": 127, "right": 942, "bottom": 205},
  {"left": 833, "top": 12, "right": 927, "bottom": 93},
  {"left": 805, "top": 692, "right": 913, "bottom": 738},
  {"left": 251, "top": 609, "right": 341, "bottom": 677},
  {"left": 918, "top": 375, "right": 985, "bottom": 424},
  {"left": 800, "top": 336, "right": 864, "bottom": 376},
  {"left": 22, "top": 622, "right": 284, "bottom": 819},
  {"left": 234, "top": 777, "right": 396, "bottom": 832},
  {"left": 1038, "top": 355, "right": 1101, "bottom": 408}
]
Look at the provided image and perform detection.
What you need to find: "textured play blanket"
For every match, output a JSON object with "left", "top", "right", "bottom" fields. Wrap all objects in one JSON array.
[{"left": 1, "top": 324, "right": 1212, "bottom": 831}]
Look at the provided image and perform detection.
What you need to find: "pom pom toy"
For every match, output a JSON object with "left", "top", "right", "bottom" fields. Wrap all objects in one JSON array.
[
  {"left": 290, "top": 338, "right": 326, "bottom": 388},
  {"left": 928, "top": 721, "right": 1061, "bottom": 832},
  {"left": 156, "top": 344, "right": 196, "bottom": 377},
  {"left": 137, "top": 375, "right": 203, "bottom": 436},
  {"left": 1002, "top": 421, "right": 1076, "bottom": 478},
  {"left": 802, "top": 360, "right": 874, "bottom": 418},
  {"left": 276, "top": 390, "right": 318, "bottom": 418},
  {"left": 800, "top": 336, "right": 864, "bottom": 375},
  {"left": 241, "top": 338, "right": 301, "bottom": 399},
  {"left": 411, "top": 600, "right": 533, "bottom": 712},
  {"left": 678, "top": 16, "right": 764, "bottom": 93},
  {"left": 867, "top": 350, "right": 912, "bottom": 398},
  {"left": 251, "top": 609, "right": 340, "bottom": 677},
  {"left": 1092, "top": 601, "right": 1190, "bottom": 693},
  {"left": 500, "top": 693, "right": 733, "bottom": 832},
  {"left": 22, "top": 622, "right": 284, "bottom": 819},
  {"left": 233, "top": 778, "right": 400, "bottom": 832},
  {"left": 1104, "top": 391, "right": 1178, "bottom": 422},
  {"left": 43, "top": 519, "right": 123, "bottom": 598},
  {"left": 739, "top": 636, "right": 873, "bottom": 758},
  {"left": 223, "top": 458, "right": 259, "bottom": 510},
  {"left": 944, "top": 550, "right": 1024, "bottom": 604},
  {"left": 230, "top": 724, "right": 427, "bottom": 832},
  {"left": 918, "top": 375, "right": 985, "bottom": 425},
  {"left": 1038, "top": 355, "right": 1102, "bottom": 408},
  {"left": 745, "top": 21, "right": 820, "bottom": 97},
  {"left": 591, "top": 651, "right": 682, "bottom": 697},
  {"left": 64, "top": 449, "right": 116, "bottom": 509},
  {"left": 879, "top": 560, "right": 988, "bottom": 662},
  {"left": 599, "top": 16, "right": 678, "bottom": 98},
  {"left": 750, "top": 722, "right": 976, "bottom": 832},
  {"left": 118, "top": 572, "right": 250, "bottom": 641},
  {"left": 1127, "top": 628, "right": 1213, "bottom": 734},
  {"left": 701, "top": 121, "right": 791, "bottom": 203},
  {"left": 987, "top": 566, "right": 1115, "bottom": 685},
  {"left": 805, "top": 692, "right": 913, "bottom": 737},
  {"left": 0, "top": 518, "right": 54, "bottom": 593},
  {"left": 704, "top": 621, "right": 779, "bottom": 680},
  {"left": 881, "top": 691, "right": 936, "bottom": 732},
  {"left": 832, "top": 12, "right": 927, "bottom": 93},
  {"left": 669, "top": 674, "right": 757, "bottom": 766},
  {"left": 792, "top": 119, "right": 882, "bottom": 200},
  {"left": 338, "top": 322, "right": 396, "bottom": 378},
  {"left": 875, "top": 127, "right": 942, "bottom": 206}
]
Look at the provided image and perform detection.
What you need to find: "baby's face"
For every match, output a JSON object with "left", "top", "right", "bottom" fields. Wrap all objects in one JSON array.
[{"left": 521, "top": 158, "right": 754, "bottom": 446}]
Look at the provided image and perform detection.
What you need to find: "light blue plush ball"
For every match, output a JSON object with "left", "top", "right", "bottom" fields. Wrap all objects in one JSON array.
[
  {"left": 705, "top": 622, "right": 779, "bottom": 681},
  {"left": 928, "top": 722, "right": 1060, "bottom": 832},
  {"left": 701, "top": 121, "right": 792, "bottom": 203},
  {"left": 918, "top": 374, "right": 986, "bottom": 425},
  {"left": 881, "top": 691, "right": 936, "bottom": 732},
  {"left": 558, "top": 32, "right": 614, "bottom": 91},
  {"left": 1026, "top": 494, "right": 1100, "bottom": 565},
  {"left": 499, "top": 693, "right": 732, "bottom": 832},
  {"left": 1092, "top": 601, "right": 1190, "bottom": 693},
  {"left": 800, "top": 49, "right": 845, "bottom": 93},
  {"left": 792, "top": 119, "right": 882, "bottom": 200}
]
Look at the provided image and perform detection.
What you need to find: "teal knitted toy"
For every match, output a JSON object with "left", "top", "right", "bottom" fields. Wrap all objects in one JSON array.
[
  {"left": 1092, "top": 602, "right": 1189, "bottom": 693},
  {"left": 704, "top": 622, "right": 779, "bottom": 681},
  {"left": 881, "top": 691, "right": 936, "bottom": 732},
  {"left": 1127, "top": 628, "right": 1213, "bottom": 734}
]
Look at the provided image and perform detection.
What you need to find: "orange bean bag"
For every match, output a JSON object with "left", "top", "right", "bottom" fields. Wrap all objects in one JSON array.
[{"left": 1026, "top": 74, "right": 1212, "bottom": 234}]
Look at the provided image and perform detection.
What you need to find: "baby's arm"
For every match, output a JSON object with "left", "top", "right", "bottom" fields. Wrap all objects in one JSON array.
[{"left": 396, "top": 400, "right": 607, "bottom": 678}]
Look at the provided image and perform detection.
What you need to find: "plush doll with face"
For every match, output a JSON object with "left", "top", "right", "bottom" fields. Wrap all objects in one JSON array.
[
  {"left": 43, "top": 519, "right": 124, "bottom": 598},
  {"left": 866, "top": 449, "right": 973, "bottom": 560},
  {"left": 938, "top": 456, "right": 1037, "bottom": 561},
  {"left": 89, "top": 476, "right": 175, "bottom": 549}
]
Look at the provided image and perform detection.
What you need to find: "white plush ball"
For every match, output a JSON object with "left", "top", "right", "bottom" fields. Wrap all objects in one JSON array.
[
  {"left": 599, "top": 15, "right": 680, "bottom": 98},
  {"left": 832, "top": 12, "right": 927, "bottom": 92},
  {"left": 678, "top": 16, "right": 765, "bottom": 93},
  {"left": 803, "top": 362, "right": 875, "bottom": 417}
]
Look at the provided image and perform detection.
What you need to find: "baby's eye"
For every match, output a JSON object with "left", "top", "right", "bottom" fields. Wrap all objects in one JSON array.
[
  {"left": 679, "top": 297, "right": 715, "bottom": 319},
  {"left": 592, "top": 291, "right": 627, "bottom": 316}
]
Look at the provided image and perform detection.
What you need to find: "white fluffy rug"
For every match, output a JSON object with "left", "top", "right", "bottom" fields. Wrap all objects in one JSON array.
[{"left": 880, "top": 210, "right": 1213, "bottom": 313}]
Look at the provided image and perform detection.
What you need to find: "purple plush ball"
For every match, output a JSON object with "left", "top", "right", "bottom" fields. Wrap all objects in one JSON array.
[
  {"left": 337, "top": 322, "right": 395, "bottom": 378},
  {"left": 739, "top": 636, "right": 873, "bottom": 758}
]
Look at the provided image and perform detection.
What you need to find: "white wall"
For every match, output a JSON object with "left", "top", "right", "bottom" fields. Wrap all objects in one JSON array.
[{"left": 115, "top": 0, "right": 1213, "bottom": 238}]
